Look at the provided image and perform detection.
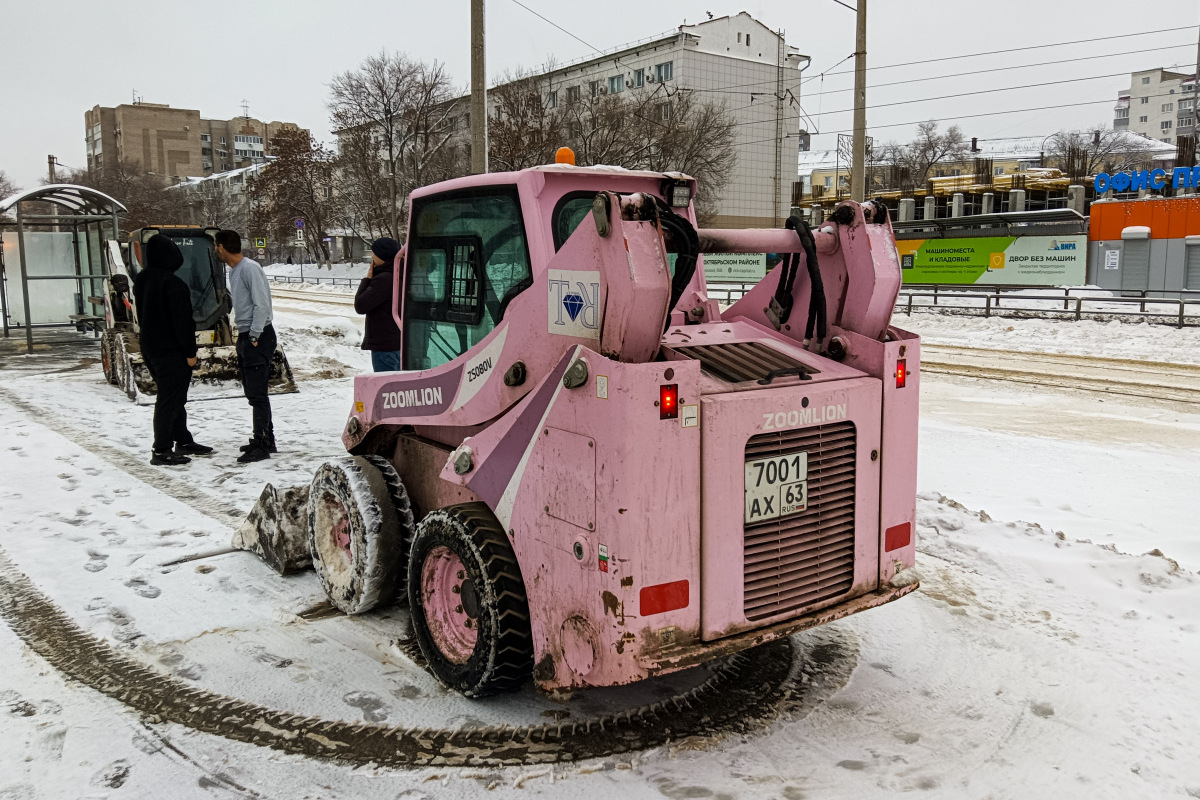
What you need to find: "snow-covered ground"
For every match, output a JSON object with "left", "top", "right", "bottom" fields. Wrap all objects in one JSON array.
[{"left": 1, "top": 296, "right": 1198, "bottom": 799}]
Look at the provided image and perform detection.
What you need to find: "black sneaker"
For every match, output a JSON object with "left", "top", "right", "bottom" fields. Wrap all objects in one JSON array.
[
  {"left": 236, "top": 444, "right": 271, "bottom": 464},
  {"left": 176, "top": 442, "right": 214, "bottom": 456},
  {"left": 239, "top": 439, "right": 277, "bottom": 454},
  {"left": 151, "top": 451, "right": 191, "bottom": 466}
]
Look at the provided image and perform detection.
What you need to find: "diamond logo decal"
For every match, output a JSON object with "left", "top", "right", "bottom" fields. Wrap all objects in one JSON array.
[{"left": 562, "top": 293, "right": 584, "bottom": 321}]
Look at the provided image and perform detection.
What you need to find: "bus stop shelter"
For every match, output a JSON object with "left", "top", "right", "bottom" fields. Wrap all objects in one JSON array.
[{"left": 0, "top": 185, "right": 125, "bottom": 354}]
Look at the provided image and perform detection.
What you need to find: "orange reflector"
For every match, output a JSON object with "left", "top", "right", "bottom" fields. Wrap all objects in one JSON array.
[
  {"left": 640, "top": 580, "right": 689, "bottom": 616},
  {"left": 885, "top": 522, "right": 912, "bottom": 551},
  {"left": 660, "top": 384, "right": 678, "bottom": 419},
  {"left": 896, "top": 358, "right": 907, "bottom": 388},
  {"left": 555, "top": 146, "right": 576, "bottom": 165}
]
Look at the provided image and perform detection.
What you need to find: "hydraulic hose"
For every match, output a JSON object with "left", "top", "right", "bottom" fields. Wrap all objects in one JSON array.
[
  {"left": 769, "top": 216, "right": 827, "bottom": 345},
  {"left": 652, "top": 200, "right": 700, "bottom": 327}
]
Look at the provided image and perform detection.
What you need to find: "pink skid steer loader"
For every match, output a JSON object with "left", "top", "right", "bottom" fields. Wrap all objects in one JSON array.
[{"left": 238, "top": 158, "right": 921, "bottom": 698}]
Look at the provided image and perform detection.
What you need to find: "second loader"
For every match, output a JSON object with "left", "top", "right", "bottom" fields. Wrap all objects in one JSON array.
[{"left": 99, "top": 225, "right": 296, "bottom": 400}]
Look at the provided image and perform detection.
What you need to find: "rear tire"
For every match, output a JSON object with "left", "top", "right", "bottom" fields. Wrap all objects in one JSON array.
[
  {"left": 407, "top": 504, "right": 533, "bottom": 698},
  {"left": 307, "top": 456, "right": 412, "bottom": 615},
  {"left": 100, "top": 332, "right": 118, "bottom": 386}
]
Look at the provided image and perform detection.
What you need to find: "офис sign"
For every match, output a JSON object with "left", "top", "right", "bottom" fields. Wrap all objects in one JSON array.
[
  {"left": 896, "top": 235, "right": 1087, "bottom": 285},
  {"left": 1094, "top": 167, "right": 1200, "bottom": 194}
]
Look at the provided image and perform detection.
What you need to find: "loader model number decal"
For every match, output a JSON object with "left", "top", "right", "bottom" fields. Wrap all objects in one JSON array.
[
  {"left": 467, "top": 358, "right": 492, "bottom": 382},
  {"left": 762, "top": 404, "right": 847, "bottom": 431},
  {"left": 548, "top": 269, "right": 601, "bottom": 339}
]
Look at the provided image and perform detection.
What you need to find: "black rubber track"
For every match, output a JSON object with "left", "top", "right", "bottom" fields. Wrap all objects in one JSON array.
[{"left": 0, "top": 543, "right": 808, "bottom": 767}]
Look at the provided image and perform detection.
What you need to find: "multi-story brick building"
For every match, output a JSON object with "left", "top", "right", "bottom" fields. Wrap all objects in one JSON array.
[
  {"left": 1113, "top": 68, "right": 1196, "bottom": 143},
  {"left": 84, "top": 102, "right": 306, "bottom": 180}
]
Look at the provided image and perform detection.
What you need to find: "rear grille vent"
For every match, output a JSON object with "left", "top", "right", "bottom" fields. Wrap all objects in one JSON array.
[
  {"left": 672, "top": 341, "right": 816, "bottom": 384},
  {"left": 743, "top": 421, "right": 856, "bottom": 621}
]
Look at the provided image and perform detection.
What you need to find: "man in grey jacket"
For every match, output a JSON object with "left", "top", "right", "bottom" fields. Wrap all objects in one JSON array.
[{"left": 215, "top": 230, "right": 277, "bottom": 463}]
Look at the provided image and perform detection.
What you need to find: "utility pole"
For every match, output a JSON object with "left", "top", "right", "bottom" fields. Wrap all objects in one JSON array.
[
  {"left": 470, "top": 0, "right": 488, "bottom": 174},
  {"left": 850, "top": 0, "right": 867, "bottom": 202},
  {"left": 47, "top": 155, "right": 57, "bottom": 183}
]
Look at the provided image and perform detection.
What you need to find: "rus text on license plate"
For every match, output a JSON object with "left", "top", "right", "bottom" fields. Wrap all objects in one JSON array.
[{"left": 744, "top": 452, "right": 808, "bottom": 524}]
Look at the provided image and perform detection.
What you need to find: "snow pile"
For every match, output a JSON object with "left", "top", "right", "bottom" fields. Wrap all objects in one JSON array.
[{"left": 274, "top": 315, "right": 368, "bottom": 380}]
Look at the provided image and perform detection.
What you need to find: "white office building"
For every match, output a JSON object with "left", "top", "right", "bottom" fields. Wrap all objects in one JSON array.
[{"left": 518, "top": 12, "right": 809, "bottom": 228}]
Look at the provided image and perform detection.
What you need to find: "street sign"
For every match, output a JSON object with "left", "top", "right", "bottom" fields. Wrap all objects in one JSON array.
[
  {"left": 294, "top": 218, "right": 305, "bottom": 229},
  {"left": 254, "top": 237, "right": 266, "bottom": 248},
  {"left": 257, "top": 247, "right": 265, "bottom": 256}
]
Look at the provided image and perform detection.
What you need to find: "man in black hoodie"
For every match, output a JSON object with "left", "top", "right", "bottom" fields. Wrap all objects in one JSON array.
[
  {"left": 355, "top": 237, "right": 404, "bottom": 372},
  {"left": 132, "top": 234, "right": 214, "bottom": 465}
]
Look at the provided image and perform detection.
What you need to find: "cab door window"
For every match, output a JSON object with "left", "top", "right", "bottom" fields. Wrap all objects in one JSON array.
[{"left": 404, "top": 188, "right": 532, "bottom": 370}]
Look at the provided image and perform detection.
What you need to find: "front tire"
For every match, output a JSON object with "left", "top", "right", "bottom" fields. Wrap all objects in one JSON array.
[
  {"left": 100, "top": 332, "right": 118, "bottom": 386},
  {"left": 407, "top": 504, "right": 533, "bottom": 697},
  {"left": 307, "top": 456, "right": 412, "bottom": 615}
]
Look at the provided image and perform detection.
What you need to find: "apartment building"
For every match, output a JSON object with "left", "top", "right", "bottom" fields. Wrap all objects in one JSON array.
[
  {"left": 495, "top": 13, "right": 809, "bottom": 228},
  {"left": 1114, "top": 68, "right": 1196, "bottom": 143},
  {"left": 84, "top": 102, "right": 307, "bottom": 180}
]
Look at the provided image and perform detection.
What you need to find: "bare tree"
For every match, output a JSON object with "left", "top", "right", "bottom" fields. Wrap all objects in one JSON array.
[
  {"left": 58, "top": 156, "right": 187, "bottom": 231},
  {"left": 892, "top": 121, "right": 968, "bottom": 185},
  {"left": 189, "top": 180, "right": 247, "bottom": 231},
  {"left": 550, "top": 84, "right": 738, "bottom": 222},
  {"left": 0, "top": 170, "right": 18, "bottom": 200},
  {"left": 250, "top": 129, "right": 340, "bottom": 267},
  {"left": 489, "top": 69, "right": 565, "bottom": 171},
  {"left": 1045, "top": 126, "right": 1157, "bottom": 176},
  {"left": 329, "top": 52, "right": 465, "bottom": 239},
  {"left": 636, "top": 89, "right": 737, "bottom": 222}
]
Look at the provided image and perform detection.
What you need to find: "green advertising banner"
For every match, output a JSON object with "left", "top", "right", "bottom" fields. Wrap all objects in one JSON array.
[
  {"left": 704, "top": 253, "right": 767, "bottom": 282},
  {"left": 896, "top": 235, "right": 1087, "bottom": 285}
]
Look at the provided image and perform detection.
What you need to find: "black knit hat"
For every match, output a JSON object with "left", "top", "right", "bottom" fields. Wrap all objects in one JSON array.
[
  {"left": 145, "top": 233, "right": 184, "bottom": 272},
  {"left": 370, "top": 237, "right": 401, "bottom": 265}
]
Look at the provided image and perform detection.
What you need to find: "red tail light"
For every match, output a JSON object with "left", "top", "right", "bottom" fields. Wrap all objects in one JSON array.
[
  {"left": 895, "top": 359, "right": 907, "bottom": 388},
  {"left": 660, "top": 384, "right": 678, "bottom": 419}
]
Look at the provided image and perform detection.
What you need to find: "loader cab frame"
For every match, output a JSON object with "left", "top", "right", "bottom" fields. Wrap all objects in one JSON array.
[
  {"left": 402, "top": 186, "right": 533, "bottom": 371},
  {"left": 128, "top": 226, "right": 230, "bottom": 332}
]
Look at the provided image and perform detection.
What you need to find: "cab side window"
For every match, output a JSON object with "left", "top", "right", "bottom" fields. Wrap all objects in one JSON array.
[{"left": 404, "top": 188, "right": 532, "bottom": 371}]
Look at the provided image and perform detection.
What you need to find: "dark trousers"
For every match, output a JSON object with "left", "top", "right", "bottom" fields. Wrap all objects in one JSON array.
[
  {"left": 371, "top": 349, "right": 402, "bottom": 372},
  {"left": 236, "top": 324, "right": 276, "bottom": 445},
  {"left": 146, "top": 356, "right": 193, "bottom": 453}
]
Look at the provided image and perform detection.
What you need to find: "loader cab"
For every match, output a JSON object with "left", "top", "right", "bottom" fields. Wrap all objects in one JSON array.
[
  {"left": 128, "top": 226, "right": 231, "bottom": 332},
  {"left": 402, "top": 186, "right": 533, "bottom": 371}
]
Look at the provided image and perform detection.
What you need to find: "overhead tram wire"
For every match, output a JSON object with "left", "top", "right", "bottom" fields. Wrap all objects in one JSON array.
[
  {"left": 687, "top": 40, "right": 1194, "bottom": 100},
  {"left": 680, "top": 30, "right": 1195, "bottom": 97},
  {"left": 804, "top": 41, "right": 1198, "bottom": 99},
  {"left": 817, "top": 24, "right": 1198, "bottom": 79},
  {"left": 813, "top": 92, "right": 1193, "bottom": 137},
  {"left": 735, "top": 83, "right": 1198, "bottom": 146},
  {"left": 709, "top": 73, "right": 1196, "bottom": 134}
]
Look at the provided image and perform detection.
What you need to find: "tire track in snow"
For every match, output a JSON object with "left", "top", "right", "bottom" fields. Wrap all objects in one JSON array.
[
  {"left": 0, "top": 541, "right": 823, "bottom": 766},
  {"left": 0, "top": 385, "right": 247, "bottom": 527}
]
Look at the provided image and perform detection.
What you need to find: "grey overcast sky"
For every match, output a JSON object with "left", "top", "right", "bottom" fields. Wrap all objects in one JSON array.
[{"left": 1, "top": 0, "right": 1198, "bottom": 190}]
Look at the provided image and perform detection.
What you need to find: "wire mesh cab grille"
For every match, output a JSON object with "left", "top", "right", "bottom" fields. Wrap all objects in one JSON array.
[
  {"left": 672, "top": 341, "right": 816, "bottom": 384},
  {"left": 743, "top": 421, "right": 856, "bottom": 621}
]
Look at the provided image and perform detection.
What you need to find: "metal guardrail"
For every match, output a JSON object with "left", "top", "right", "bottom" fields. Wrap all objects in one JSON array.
[
  {"left": 269, "top": 276, "right": 358, "bottom": 287},
  {"left": 268, "top": 276, "right": 1200, "bottom": 328},
  {"left": 895, "top": 289, "right": 1200, "bottom": 328}
]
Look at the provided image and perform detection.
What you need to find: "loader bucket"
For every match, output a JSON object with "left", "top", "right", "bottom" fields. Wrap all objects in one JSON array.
[
  {"left": 184, "top": 344, "right": 298, "bottom": 394},
  {"left": 231, "top": 482, "right": 313, "bottom": 575}
]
